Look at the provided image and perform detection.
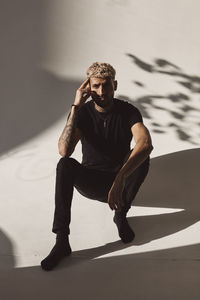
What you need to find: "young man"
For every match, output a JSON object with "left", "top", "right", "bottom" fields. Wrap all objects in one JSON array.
[{"left": 41, "top": 62, "right": 153, "bottom": 271}]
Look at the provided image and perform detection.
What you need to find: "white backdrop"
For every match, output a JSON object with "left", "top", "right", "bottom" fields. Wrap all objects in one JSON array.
[{"left": 1, "top": 1, "right": 200, "bottom": 299}]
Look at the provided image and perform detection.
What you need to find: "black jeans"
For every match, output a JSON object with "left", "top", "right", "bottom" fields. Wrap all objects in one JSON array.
[{"left": 52, "top": 149, "right": 150, "bottom": 235}]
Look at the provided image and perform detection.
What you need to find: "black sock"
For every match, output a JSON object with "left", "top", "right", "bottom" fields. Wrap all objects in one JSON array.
[
  {"left": 113, "top": 213, "right": 135, "bottom": 243},
  {"left": 41, "top": 234, "right": 71, "bottom": 271}
]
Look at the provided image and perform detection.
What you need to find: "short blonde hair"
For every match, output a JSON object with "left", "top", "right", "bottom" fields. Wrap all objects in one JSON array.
[{"left": 86, "top": 62, "right": 116, "bottom": 80}]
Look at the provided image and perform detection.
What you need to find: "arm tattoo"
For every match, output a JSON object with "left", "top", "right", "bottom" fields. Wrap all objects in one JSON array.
[{"left": 59, "top": 109, "right": 78, "bottom": 152}]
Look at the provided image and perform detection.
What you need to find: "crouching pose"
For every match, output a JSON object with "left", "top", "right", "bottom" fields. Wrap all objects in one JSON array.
[{"left": 41, "top": 62, "right": 153, "bottom": 271}]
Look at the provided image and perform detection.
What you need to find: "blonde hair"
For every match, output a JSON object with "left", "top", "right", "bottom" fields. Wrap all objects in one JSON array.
[{"left": 86, "top": 62, "right": 116, "bottom": 80}]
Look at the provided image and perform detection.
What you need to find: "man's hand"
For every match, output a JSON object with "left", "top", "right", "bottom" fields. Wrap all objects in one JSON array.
[
  {"left": 108, "top": 175, "right": 126, "bottom": 211},
  {"left": 74, "top": 78, "right": 91, "bottom": 107}
]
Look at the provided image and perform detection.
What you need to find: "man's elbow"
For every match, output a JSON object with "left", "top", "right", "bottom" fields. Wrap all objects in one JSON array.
[
  {"left": 58, "top": 148, "right": 72, "bottom": 158},
  {"left": 58, "top": 143, "right": 71, "bottom": 158},
  {"left": 59, "top": 148, "right": 75, "bottom": 158},
  {"left": 59, "top": 150, "right": 67, "bottom": 157},
  {"left": 148, "top": 144, "right": 154, "bottom": 154},
  {"left": 146, "top": 143, "right": 154, "bottom": 154},
  {"left": 143, "top": 140, "right": 154, "bottom": 154}
]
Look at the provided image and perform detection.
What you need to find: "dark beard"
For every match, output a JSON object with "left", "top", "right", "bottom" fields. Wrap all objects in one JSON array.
[
  {"left": 92, "top": 97, "right": 114, "bottom": 114},
  {"left": 91, "top": 95, "right": 112, "bottom": 108}
]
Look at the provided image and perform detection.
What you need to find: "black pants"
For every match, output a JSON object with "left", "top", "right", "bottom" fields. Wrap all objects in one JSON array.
[{"left": 52, "top": 149, "right": 150, "bottom": 235}]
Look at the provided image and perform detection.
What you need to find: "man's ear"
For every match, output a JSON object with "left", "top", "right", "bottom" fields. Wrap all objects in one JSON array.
[{"left": 114, "top": 80, "right": 118, "bottom": 91}]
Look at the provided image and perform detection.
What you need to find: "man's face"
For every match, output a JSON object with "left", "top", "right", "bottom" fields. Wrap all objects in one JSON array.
[{"left": 89, "top": 77, "right": 117, "bottom": 108}]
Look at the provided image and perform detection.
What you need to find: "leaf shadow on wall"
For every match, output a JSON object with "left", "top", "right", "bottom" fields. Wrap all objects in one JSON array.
[{"left": 117, "top": 53, "right": 200, "bottom": 145}]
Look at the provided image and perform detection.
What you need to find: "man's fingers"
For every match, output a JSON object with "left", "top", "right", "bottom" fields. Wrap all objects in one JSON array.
[
  {"left": 79, "top": 78, "right": 90, "bottom": 89},
  {"left": 82, "top": 90, "right": 91, "bottom": 98},
  {"left": 116, "top": 203, "right": 122, "bottom": 211},
  {"left": 108, "top": 199, "right": 116, "bottom": 211},
  {"left": 115, "top": 197, "right": 125, "bottom": 211},
  {"left": 109, "top": 200, "right": 121, "bottom": 211},
  {"left": 78, "top": 81, "right": 91, "bottom": 100},
  {"left": 108, "top": 202, "right": 114, "bottom": 210},
  {"left": 108, "top": 190, "right": 124, "bottom": 211},
  {"left": 116, "top": 199, "right": 124, "bottom": 212}
]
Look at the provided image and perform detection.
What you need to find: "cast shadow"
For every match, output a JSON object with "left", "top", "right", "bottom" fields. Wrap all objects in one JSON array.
[
  {"left": 1, "top": 149, "right": 199, "bottom": 267},
  {"left": 131, "top": 148, "right": 200, "bottom": 244},
  {"left": 0, "top": 229, "right": 15, "bottom": 269},
  {"left": 1, "top": 149, "right": 200, "bottom": 299},
  {"left": 0, "top": 1, "right": 81, "bottom": 156},
  {"left": 65, "top": 148, "right": 200, "bottom": 255},
  {"left": 1, "top": 67, "right": 81, "bottom": 156},
  {"left": 1, "top": 243, "right": 200, "bottom": 300},
  {"left": 121, "top": 53, "right": 200, "bottom": 145},
  {"left": 134, "top": 148, "right": 200, "bottom": 210}
]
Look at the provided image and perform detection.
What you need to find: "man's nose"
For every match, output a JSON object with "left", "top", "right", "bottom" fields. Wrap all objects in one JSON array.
[{"left": 99, "top": 86, "right": 105, "bottom": 96}]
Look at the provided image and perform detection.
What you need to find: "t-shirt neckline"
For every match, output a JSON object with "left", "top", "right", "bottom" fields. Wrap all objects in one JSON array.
[{"left": 91, "top": 98, "right": 116, "bottom": 115}]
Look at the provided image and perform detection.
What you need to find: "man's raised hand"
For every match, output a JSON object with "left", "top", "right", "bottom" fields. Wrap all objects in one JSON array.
[{"left": 74, "top": 78, "right": 91, "bottom": 107}]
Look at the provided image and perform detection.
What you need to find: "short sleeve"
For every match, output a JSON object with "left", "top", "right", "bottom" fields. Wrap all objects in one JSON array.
[
  {"left": 76, "top": 107, "right": 85, "bottom": 130},
  {"left": 126, "top": 103, "right": 143, "bottom": 128}
]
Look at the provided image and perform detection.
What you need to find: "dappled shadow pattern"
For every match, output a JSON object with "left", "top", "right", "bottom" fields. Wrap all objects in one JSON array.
[{"left": 117, "top": 53, "right": 200, "bottom": 145}]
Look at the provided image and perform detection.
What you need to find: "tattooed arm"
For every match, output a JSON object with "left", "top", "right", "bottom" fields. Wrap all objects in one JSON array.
[
  {"left": 58, "top": 78, "right": 91, "bottom": 157},
  {"left": 58, "top": 106, "right": 82, "bottom": 157}
]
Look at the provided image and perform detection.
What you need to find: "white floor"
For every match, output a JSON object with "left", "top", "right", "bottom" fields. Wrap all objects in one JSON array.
[{"left": 0, "top": 128, "right": 200, "bottom": 299}]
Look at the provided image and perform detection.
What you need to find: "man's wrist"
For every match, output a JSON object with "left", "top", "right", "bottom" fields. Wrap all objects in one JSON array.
[
  {"left": 71, "top": 104, "right": 81, "bottom": 111},
  {"left": 72, "top": 104, "right": 80, "bottom": 108}
]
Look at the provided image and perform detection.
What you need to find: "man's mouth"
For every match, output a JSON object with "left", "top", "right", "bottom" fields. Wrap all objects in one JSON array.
[
  {"left": 99, "top": 96, "right": 106, "bottom": 100},
  {"left": 93, "top": 95, "right": 107, "bottom": 102}
]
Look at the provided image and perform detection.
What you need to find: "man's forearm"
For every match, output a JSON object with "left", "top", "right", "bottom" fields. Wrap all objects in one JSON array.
[
  {"left": 58, "top": 106, "right": 79, "bottom": 157},
  {"left": 58, "top": 77, "right": 90, "bottom": 157},
  {"left": 116, "top": 141, "right": 153, "bottom": 180}
]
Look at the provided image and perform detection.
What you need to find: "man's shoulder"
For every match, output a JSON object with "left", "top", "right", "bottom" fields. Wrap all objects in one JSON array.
[
  {"left": 114, "top": 98, "right": 138, "bottom": 110},
  {"left": 114, "top": 98, "right": 143, "bottom": 126}
]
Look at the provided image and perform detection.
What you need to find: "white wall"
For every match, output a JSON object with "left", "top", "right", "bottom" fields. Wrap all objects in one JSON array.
[
  {"left": 0, "top": 0, "right": 200, "bottom": 272},
  {"left": 42, "top": 0, "right": 200, "bottom": 158}
]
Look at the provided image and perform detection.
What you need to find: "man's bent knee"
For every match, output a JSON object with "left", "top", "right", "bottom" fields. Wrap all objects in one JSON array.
[{"left": 56, "top": 156, "right": 79, "bottom": 171}]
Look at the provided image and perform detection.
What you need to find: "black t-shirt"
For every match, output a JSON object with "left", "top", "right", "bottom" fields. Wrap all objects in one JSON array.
[{"left": 76, "top": 98, "right": 143, "bottom": 172}]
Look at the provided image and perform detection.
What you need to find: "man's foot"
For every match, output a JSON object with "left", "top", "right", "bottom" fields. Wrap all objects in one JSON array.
[
  {"left": 41, "top": 236, "right": 71, "bottom": 271},
  {"left": 113, "top": 213, "right": 135, "bottom": 243}
]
